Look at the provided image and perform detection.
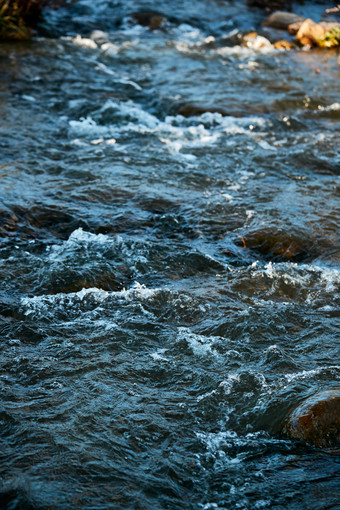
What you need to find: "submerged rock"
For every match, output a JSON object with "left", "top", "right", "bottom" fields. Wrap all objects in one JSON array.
[
  {"left": 177, "top": 103, "right": 232, "bottom": 117},
  {"left": 284, "top": 390, "right": 340, "bottom": 448},
  {"left": 236, "top": 229, "right": 312, "bottom": 262},
  {"left": 128, "top": 11, "right": 166, "bottom": 30}
]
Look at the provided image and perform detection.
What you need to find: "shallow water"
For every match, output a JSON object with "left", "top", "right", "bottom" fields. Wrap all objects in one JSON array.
[{"left": 0, "top": 1, "right": 339, "bottom": 508}]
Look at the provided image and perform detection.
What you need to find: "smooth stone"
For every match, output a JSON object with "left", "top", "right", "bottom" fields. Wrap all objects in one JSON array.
[
  {"left": 263, "top": 11, "right": 305, "bottom": 30},
  {"left": 273, "top": 39, "right": 294, "bottom": 49},
  {"left": 284, "top": 390, "right": 340, "bottom": 448}
]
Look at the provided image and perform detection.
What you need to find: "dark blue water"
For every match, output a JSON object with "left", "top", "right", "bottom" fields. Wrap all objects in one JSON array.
[{"left": 0, "top": 1, "right": 339, "bottom": 508}]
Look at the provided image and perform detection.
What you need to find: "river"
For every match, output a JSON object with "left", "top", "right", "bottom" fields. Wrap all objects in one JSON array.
[{"left": 0, "top": 1, "right": 339, "bottom": 508}]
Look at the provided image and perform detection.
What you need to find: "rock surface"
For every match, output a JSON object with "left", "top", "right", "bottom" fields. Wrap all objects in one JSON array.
[
  {"left": 296, "top": 19, "right": 340, "bottom": 46},
  {"left": 284, "top": 390, "right": 340, "bottom": 448},
  {"left": 129, "top": 11, "right": 166, "bottom": 30},
  {"left": 177, "top": 103, "right": 232, "bottom": 117},
  {"left": 236, "top": 229, "right": 312, "bottom": 262},
  {"left": 243, "top": 32, "right": 273, "bottom": 49},
  {"left": 263, "top": 11, "right": 304, "bottom": 30},
  {"left": 273, "top": 39, "right": 294, "bottom": 50}
]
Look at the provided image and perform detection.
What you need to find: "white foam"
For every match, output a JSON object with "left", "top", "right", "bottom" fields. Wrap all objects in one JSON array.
[
  {"left": 95, "top": 62, "right": 116, "bottom": 76},
  {"left": 47, "top": 229, "right": 150, "bottom": 270},
  {"left": 69, "top": 116, "right": 111, "bottom": 137},
  {"left": 22, "top": 95, "right": 36, "bottom": 102},
  {"left": 327, "top": 102, "right": 340, "bottom": 111},
  {"left": 243, "top": 35, "right": 272, "bottom": 51},
  {"left": 177, "top": 327, "right": 221, "bottom": 357},
  {"left": 150, "top": 348, "right": 169, "bottom": 362},
  {"left": 261, "top": 262, "right": 340, "bottom": 292},
  {"left": 21, "top": 287, "right": 109, "bottom": 316},
  {"left": 216, "top": 44, "right": 274, "bottom": 58},
  {"left": 47, "top": 228, "right": 112, "bottom": 260},
  {"left": 100, "top": 42, "right": 120, "bottom": 56},
  {"left": 283, "top": 366, "right": 340, "bottom": 384},
  {"left": 21, "top": 282, "right": 161, "bottom": 318},
  {"left": 117, "top": 281, "right": 160, "bottom": 300},
  {"left": 69, "top": 99, "right": 267, "bottom": 154},
  {"left": 318, "top": 102, "right": 340, "bottom": 112},
  {"left": 72, "top": 35, "right": 98, "bottom": 49}
]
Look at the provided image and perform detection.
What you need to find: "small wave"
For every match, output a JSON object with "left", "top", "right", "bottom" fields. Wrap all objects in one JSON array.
[
  {"left": 69, "top": 99, "right": 268, "bottom": 156},
  {"left": 47, "top": 228, "right": 149, "bottom": 266},
  {"left": 261, "top": 261, "right": 340, "bottom": 291},
  {"left": 318, "top": 102, "right": 340, "bottom": 112},
  {"left": 150, "top": 348, "right": 169, "bottom": 362},
  {"left": 215, "top": 44, "right": 275, "bottom": 59},
  {"left": 282, "top": 366, "right": 340, "bottom": 385},
  {"left": 248, "top": 261, "right": 340, "bottom": 306},
  {"left": 176, "top": 327, "right": 221, "bottom": 357},
  {"left": 21, "top": 282, "right": 161, "bottom": 318}
]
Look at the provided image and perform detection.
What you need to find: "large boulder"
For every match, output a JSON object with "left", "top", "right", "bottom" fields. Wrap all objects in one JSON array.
[{"left": 284, "top": 390, "right": 340, "bottom": 448}]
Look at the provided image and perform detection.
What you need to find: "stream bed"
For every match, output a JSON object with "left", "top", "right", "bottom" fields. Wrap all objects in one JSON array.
[{"left": 0, "top": 1, "right": 339, "bottom": 508}]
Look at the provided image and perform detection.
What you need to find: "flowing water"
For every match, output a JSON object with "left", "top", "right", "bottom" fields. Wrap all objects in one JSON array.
[{"left": 0, "top": 1, "right": 339, "bottom": 508}]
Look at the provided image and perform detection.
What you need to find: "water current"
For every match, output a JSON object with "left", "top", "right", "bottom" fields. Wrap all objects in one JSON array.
[{"left": 0, "top": 0, "right": 339, "bottom": 508}]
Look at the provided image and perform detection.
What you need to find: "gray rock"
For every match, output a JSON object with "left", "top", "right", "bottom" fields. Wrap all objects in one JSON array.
[{"left": 263, "top": 11, "right": 304, "bottom": 30}]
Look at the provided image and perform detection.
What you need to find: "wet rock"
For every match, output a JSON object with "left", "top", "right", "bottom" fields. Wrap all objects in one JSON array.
[
  {"left": 0, "top": 206, "right": 84, "bottom": 240},
  {"left": 296, "top": 19, "right": 327, "bottom": 46},
  {"left": 284, "top": 390, "right": 340, "bottom": 448},
  {"left": 0, "top": 293, "right": 19, "bottom": 319},
  {"left": 273, "top": 39, "right": 294, "bottom": 50},
  {"left": 177, "top": 103, "right": 232, "bottom": 118},
  {"left": 48, "top": 271, "right": 126, "bottom": 294},
  {"left": 296, "top": 19, "right": 340, "bottom": 47},
  {"left": 287, "top": 21, "right": 304, "bottom": 35},
  {"left": 19, "top": 206, "right": 82, "bottom": 237},
  {"left": 263, "top": 11, "right": 304, "bottom": 30},
  {"left": 0, "top": 210, "right": 19, "bottom": 235},
  {"left": 262, "top": 26, "right": 294, "bottom": 44},
  {"left": 243, "top": 32, "right": 272, "bottom": 49},
  {"left": 129, "top": 11, "right": 166, "bottom": 30},
  {"left": 236, "top": 229, "right": 312, "bottom": 262}
]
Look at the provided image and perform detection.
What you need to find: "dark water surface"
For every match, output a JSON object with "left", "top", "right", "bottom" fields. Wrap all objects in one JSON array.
[{"left": 0, "top": 1, "right": 339, "bottom": 508}]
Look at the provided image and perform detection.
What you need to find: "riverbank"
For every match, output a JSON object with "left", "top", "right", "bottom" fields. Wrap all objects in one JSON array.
[{"left": 0, "top": 0, "right": 67, "bottom": 40}]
